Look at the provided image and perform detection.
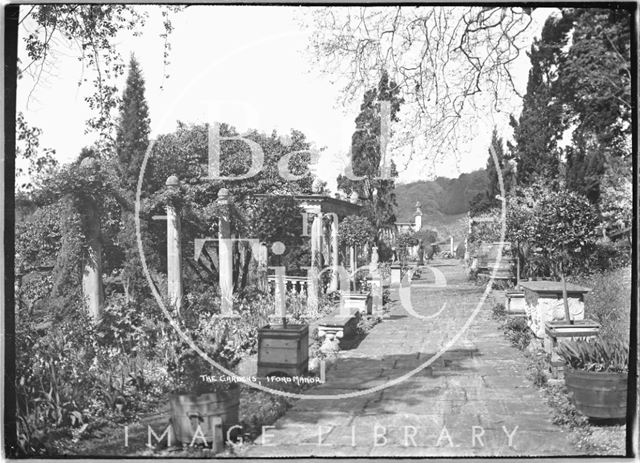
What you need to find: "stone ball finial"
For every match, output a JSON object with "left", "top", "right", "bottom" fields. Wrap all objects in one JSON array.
[
  {"left": 350, "top": 191, "right": 359, "bottom": 204},
  {"left": 312, "top": 177, "right": 323, "bottom": 194},
  {"left": 416, "top": 201, "right": 421, "bottom": 209},
  {"left": 218, "top": 187, "right": 230, "bottom": 199},
  {"left": 80, "top": 157, "right": 98, "bottom": 169},
  {"left": 166, "top": 175, "right": 180, "bottom": 188}
]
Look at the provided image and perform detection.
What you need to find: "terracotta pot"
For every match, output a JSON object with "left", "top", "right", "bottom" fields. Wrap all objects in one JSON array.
[{"left": 564, "top": 369, "right": 627, "bottom": 419}]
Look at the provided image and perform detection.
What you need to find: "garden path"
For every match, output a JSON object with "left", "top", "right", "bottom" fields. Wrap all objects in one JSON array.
[{"left": 239, "top": 259, "right": 582, "bottom": 457}]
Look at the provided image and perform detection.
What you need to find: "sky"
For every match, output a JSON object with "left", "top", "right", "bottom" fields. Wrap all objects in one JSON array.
[{"left": 16, "top": 6, "right": 555, "bottom": 190}]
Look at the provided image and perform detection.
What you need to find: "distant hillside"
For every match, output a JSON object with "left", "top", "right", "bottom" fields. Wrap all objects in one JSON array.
[{"left": 395, "top": 169, "right": 487, "bottom": 241}]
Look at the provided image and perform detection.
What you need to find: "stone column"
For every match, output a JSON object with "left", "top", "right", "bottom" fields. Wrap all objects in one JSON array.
[
  {"left": 464, "top": 237, "right": 470, "bottom": 262},
  {"left": 79, "top": 157, "right": 103, "bottom": 321},
  {"left": 310, "top": 214, "right": 321, "bottom": 268},
  {"left": 450, "top": 236, "right": 454, "bottom": 255},
  {"left": 82, "top": 204, "right": 104, "bottom": 321},
  {"left": 414, "top": 201, "right": 422, "bottom": 232},
  {"left": 349, "top": 245, "right": 356, "bottom": 272},
  {"left": 369, "top": 246, "right": 383, "bottom": 313},
  {"left": 218, "top": 188, "right": 233, "bottom": 314},
  {"left": 329, "top": 216, "right": 339, "bottom": 292},
  {"left": 308, "top": 214, "right": 321, "bottom": 309},
  {"left": 165, "top": 176, "right": 183, "bottom": 312}
]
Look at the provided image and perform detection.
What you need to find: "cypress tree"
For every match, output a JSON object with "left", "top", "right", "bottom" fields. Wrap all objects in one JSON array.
[
  {"left": 511, "top": 14, "right": 573, "bottom": 186},
  {"left": 114, "top": 56, "right": 152, "bottom": 302},
  {"left": 116, "top": 55, "right": 150, "bottom": 191},
  {"left": 337, "top": 70, "right": 404, "bottom": 237}
]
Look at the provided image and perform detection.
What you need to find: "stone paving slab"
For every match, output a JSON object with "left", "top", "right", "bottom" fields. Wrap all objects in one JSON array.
[{"left": 240, "top": 260, "right": 583, "bottom": 457}]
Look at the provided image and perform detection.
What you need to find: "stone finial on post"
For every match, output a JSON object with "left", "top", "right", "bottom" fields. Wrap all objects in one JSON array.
[
  {"left": 414, "top": 201, "right": 422, "bottom": 232},
  {"left": 165, "top": 175, "right": 183, "bottom": 312},
  {"left": 217, "top": 188, "right": 233, "bottom": 315}
]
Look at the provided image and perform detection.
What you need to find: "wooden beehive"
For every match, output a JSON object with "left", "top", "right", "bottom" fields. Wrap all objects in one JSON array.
[{"left": 257, "top": 324, "right": 309, "bottom": 378}]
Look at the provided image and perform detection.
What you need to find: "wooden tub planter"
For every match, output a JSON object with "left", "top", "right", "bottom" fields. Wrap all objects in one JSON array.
[
  {"left": 169, "top": 385, "right": 240, "bottom": 446},
  {"left": 257, "top": 324, "right": 309, "bottom": 378},
  {"left": 564, "top": 369, "right": 627, "bottom": 420}
]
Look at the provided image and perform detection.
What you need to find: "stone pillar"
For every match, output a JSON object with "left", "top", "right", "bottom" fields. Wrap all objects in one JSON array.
[
  {"left": 166, "top": 176, "right": 183, "bottom": 312},
  {"left": 307, "top": 214, "right": 322, "bottom": 310},
  {"left": 218, "top": 188, "right": 233, "bottom": 314},
  {"left": 450, "top": 236, "right": 454, "bottom": 255},
  {"left": 258, "top": 242, "right": 268, "bottom": 292},
  {"left": 329, "top": 216, "right": 339, "bottom": 292},
  {"left": 79, "top": 157, "right": 103, "bottom": 321},
  {"left": 82, "top": 204, "right": 104, "bottom": 321},
  {"left": 414, "top": 201, "right": 422, "bottom": 232},
  {"left": 310, "top": 214, "right": 321, "bottom": 268},
  {"left": 464, "top": 237, "right": 470, "bottom": 262},
  {"left": 369, "top": 246, "right": 383, "bottom": 313},
  {"left": 349, "top": 245, "right": 356, "bottom": 272}
]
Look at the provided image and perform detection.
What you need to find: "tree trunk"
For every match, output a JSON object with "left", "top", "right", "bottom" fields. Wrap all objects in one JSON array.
[{"left": 561, "top": 272, "right": 572, "bottom": 324}]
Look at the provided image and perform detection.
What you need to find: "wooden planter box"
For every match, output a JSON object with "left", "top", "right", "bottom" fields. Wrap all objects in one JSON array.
[
  {"left": 565, "top": 369, "right": 627, "bottom": 419},
  {"left": 257, "top": 324, "right": 309, "bottom": 378}
]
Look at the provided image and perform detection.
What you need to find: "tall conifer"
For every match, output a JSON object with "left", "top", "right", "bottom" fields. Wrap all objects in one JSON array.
[{"left": 116, "top": 55, "right": 150, "bottom": 190}]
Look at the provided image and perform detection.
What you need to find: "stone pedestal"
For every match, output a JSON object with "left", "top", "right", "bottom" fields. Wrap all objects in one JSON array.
[
  {"left": 390, "top": 264, "right": 402, "bottom": 286},
  {"left": 340, "top": 291, "right": 372, "bottom": 315},
  {"left": 257, "top": 324, "right": 309, "bottom": 378},
  {"left": 505, "top": 290, "right": 526, "bottom": 317},
  {"left": 368, "top": 276, "right": 383, "bottom": 314}
]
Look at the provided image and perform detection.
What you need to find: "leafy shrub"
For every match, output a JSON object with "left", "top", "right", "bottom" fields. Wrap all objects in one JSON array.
[
  {"left": 569, "top": 267, "right": 631, "bottom": 342},
  {"left": 506, "top": 183, "right": 599, "bottom": 279},
  {"left": 492, "top": 302, "right": 506, "bottom": 320},
  {"left": 590, "top": 241, "right": 631, "bottom": 271},
  {"left": 546, "top": 383, "right": 589, "bottom": 428},
  {"left": 557, "top": 338, "right": 628, "bottom": 373},
  {"left": 502, "top": 317, "right": 532, "bottom": 350},
  {"left": 338, "top": 215, "right": 375, "bottom": 248},
  {"left": 527, "top": 355, "right": 551, "bottom": 387},
  {"left": 357, "top": 314, "right": 382, "bottom": 335}
]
